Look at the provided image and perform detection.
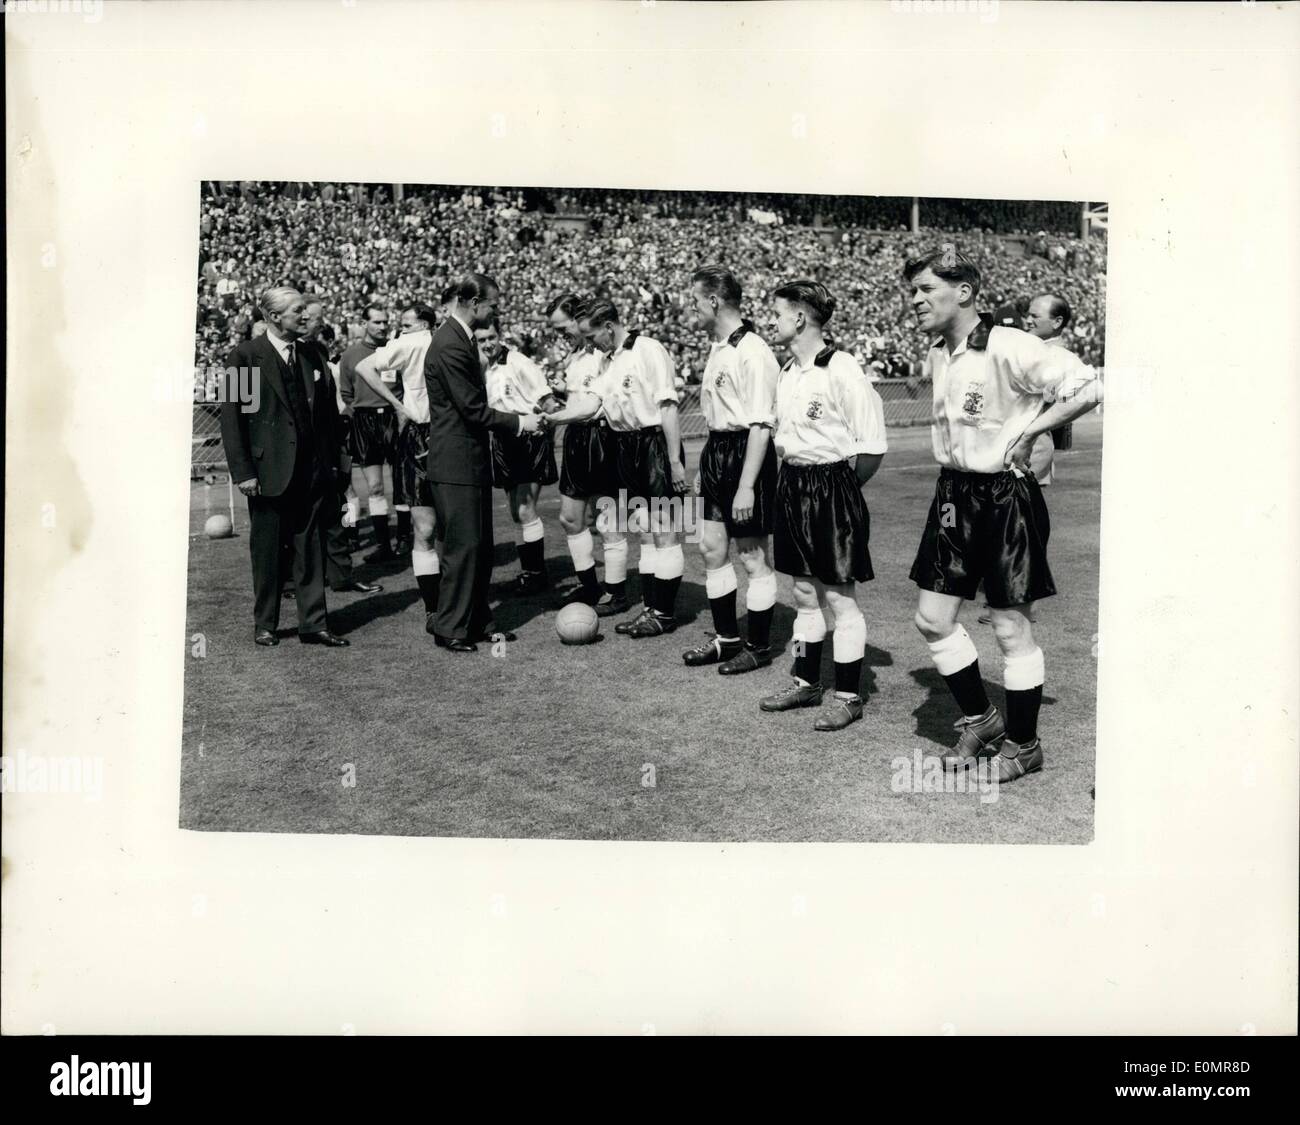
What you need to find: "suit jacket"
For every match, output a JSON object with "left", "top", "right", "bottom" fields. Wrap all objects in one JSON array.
[
  {"left": 423, "top": 317, "right": 519, "bottom": 486},
  {"left": 220, "top": 334, "right": 343, "bottom": 498}
]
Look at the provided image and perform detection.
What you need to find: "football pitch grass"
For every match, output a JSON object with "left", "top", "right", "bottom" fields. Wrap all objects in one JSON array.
[{"left": 181, "top": 418, "right": 1101, "bottom": 844}]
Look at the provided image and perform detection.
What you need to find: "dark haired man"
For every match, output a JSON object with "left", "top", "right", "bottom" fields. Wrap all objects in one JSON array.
[
  {"left": 478, "top": 319, "right": 561, "bottom": 594},
  {"left": 356, "top": 303, "right": 442, "bottom": 629},
  {"left": 547, "top": 293, "right": 629, "bottom": 614},
  {"left": 906, "top": 246, "right": 1101, "bottom": 781},
  {"left": 542, "top": 300, "right": 687, "bottom": 638},
  {"left": 681, "top": 265, "right": 781, "bottom": 676},
  {"left": 423, "top": 275, "right": 543, "bottom": 653},
  {"left": 757, "top": 280, "right": 887, "bottom": 731}
]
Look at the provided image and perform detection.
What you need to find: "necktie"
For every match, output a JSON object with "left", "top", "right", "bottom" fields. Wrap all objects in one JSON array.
[{"left": 286, "top": 341, "right": 313, "bottom": 414}]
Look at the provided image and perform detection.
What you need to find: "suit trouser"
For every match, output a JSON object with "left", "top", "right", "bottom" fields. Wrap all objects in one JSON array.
[
  {"left": 249, "top": 468, "right": 329, "bottom": 634},
  {"left": 429, "top": 480, "right": 495, "bottom": 641},
  {"left": 319, "top": 485, "right": 354, "bottom": 588}
]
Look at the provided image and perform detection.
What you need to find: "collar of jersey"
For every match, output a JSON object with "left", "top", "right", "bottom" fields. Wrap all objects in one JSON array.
[
  {"left": 620, "top": 330, "right": 640, "bottom": 351},
  {"left": 726, "top": 320, "right": 755, "bottom": 348}
]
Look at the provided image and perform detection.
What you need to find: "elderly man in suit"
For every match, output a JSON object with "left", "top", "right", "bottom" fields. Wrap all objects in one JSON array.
[
  {"left": 220, "top": 285, "right": 351, "bottom": 648},
  {"left": 424, "top": 273, "right": 543, "bottom": 653}
]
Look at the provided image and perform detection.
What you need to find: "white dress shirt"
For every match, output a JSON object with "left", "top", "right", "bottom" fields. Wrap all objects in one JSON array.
[{"left": 486, "top": 348, "right": 551, "bottom": 414}]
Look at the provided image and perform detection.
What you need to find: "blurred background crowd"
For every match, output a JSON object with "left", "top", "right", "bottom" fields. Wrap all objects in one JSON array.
[{"left": 195, "top": 181, "right": 1106, "bottom": 399}]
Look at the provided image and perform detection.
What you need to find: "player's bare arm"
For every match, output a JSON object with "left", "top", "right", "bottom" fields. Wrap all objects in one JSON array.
[
  {"left": 732, "top": 423, "right": 772, "bottom": 523},
  {"left": 543, "top": 390, "right": 602, "bottom": 426},
  {"left": 659, "top": 399, "right": 687, "bottom": 492},
  {"left": 852, "top": 452, "right": 884, "bottom": 486},
  {"left": 1004, "top": 377, "right": 1103, "bottom": 468},
  {"left": 354, "top": 354, "right": 409, "bottom": 423}
]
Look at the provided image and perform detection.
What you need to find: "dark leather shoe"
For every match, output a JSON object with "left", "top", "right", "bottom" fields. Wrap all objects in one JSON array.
[
  {"left": 943, "top": 707, "right": 1005, "bottom": 770},
  {"left": 991, "top": 739, "right": 1044, "bottom": 783},
  {"left": 393, "top": 536, "right": 413, "bottom": 555},
  {"left": 814, "top": 694, "right": 864, "bottom": 731},
  {"left": 255, "top": 629, "right": 280, "bottom": 647},
  {"left": 682, "top": 634, "right": 743, "bottom": 666},
  {"left": 626, "top": 611, "right": 676, "bottom": 638},
  {"left": 594, "top": 593, "right": 632, "bottom": 618},
  {"left": 759, "top": 679, "right": 824, "bottom": 712},
  {"left": 299, "top": 630, "right": 350, "bottom": 647},
  {"left": 282, "top": 587, "right": 296, "bottom": 600},
  {"left": 425, "top": 612, "right": 439, "bottom": 636},
  {"left": 331, "top": 579, "right": 383, "bottom": 594},
  {"left": 513, "top": 571, "right": 550, "bottom": 596},
  {"left": 615, "top": 607, "right": 653, "bottom": 635},
  {"left": 718, "top": 643, "right": 773, "bottom": 676},
  {"left": 433, "top": 634, "right": 478, "bottom": 653},
  {"left": 554, "top": 584, "right": 599, "bottom": 609}
]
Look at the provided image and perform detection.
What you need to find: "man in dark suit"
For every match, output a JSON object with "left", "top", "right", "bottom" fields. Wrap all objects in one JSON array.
[
  {"left": 424, "top": 273, "right": 543, "bottom": 652},
  {"left": 220, "top": 285, "right": 351, "bottom": 648}
]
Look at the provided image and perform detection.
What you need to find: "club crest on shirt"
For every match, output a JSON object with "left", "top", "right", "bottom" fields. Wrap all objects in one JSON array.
[
  {"left": 622, "top": 374, "right": 633, "bottom": 390},
  {"left": 962, "top": 383, "right": 984, "bottom": 418},
  {"left": 805, "top": 397, "right": 824, "bottom": 420}
]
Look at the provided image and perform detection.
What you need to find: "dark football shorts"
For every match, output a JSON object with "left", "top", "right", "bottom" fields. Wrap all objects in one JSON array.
[
  {"left": 395, "top": 419, "right": 435, "bottom": 508},
  {"left": 774, "top": 460, "right": 873, "bottom": 586},
  {"left": 350, "top": 406, "right": 397, "bottom": 467},
  {"left": 614, "top": 426, "right": 685, "bottom": 504},
  {"left": 909, "top": 467, "right": 1056, "bottom": 608},
  {"left": 491, "top": 430, "right": 559, "bottom": 490},
  {"left": 699, "top": 428, "right": 777, "bottom": 537},
  {"left": 559, "top": 420, "right": 618, "bottom": 500}
]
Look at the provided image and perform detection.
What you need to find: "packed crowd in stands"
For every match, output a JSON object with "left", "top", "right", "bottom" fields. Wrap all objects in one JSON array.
[{"left": 195, "top": 182, "right": 1106, "bottom": 400}]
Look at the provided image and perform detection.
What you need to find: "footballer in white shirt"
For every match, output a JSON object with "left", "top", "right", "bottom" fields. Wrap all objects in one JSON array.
[
  {"left": 477, "top": 319, "right": 561, "bottom": 595},
  {"left": 543, "top": 300, "right": 689, "bottom": 639},
  {"left": 759, "top": 280, "right": 887, "bottom": 732},
  {"left": 680, "top": 265, "right": 782, "bottom": 676},
  {"left": 546, "top": 293, "right": 630, "bottom": 615},
  {"left": 906, "top": 246, "right": 1102, "bottom": 782},
  {"left": 354, "top": 303, "right": 442, "bottom": 630}
]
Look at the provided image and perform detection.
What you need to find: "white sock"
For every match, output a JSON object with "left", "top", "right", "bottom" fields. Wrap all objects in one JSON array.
[
  {"left": 567, "top": 529, "right": 595, "bottom": 571},
  {"left": 603, "top": 537, "right": 629, "bottom": 584},
  {"left": 412, "top": 547, "right": 440, "bottom": 576},
  {"left": 832, "top": 606, "right": 866, "bottom": 663},
  {"left": 370, "top": 496, "right": 389, "bottom": 517},
  {"left": 520, "top": 516, "right": 545, "bottom": 544},
  {"left": 745, "top": 571, "right": 777, "bottom": 611},
  {"left": 705, "top": 564, "right": 738, "bottom": 599},
  {"left": 638, "top": 542, "right": 660, "bottom": 578},
  {"left": 1003, "top": 646, "right": 1045, "bottom": 691},
  {"left": 655, "top": 543, "right": 685, "bottom": 579},
  {"left": 927, "top": 623, "right": 979, "bottom": 676}
]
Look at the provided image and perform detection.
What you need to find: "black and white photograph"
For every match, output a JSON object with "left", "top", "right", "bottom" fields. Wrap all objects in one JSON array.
[
  {"left": 184, "top": 183, "right": 1107, "bottom": 843},
  {"left": 4, "top": 0, "right": 1296, "bottom": 1063}
]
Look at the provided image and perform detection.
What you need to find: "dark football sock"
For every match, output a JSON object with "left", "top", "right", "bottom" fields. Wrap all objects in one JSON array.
[
  {"left": 639, "top": 572, "right": 657, "bottom": 609},
  {"left": 709, "top": 590, "right": 739, "bottom": 639},
  {"left": 1004, "top": 686, "right": 1043, "bottom": 745},
  {"left": 795, "top": 640, "right": 824, "bottom": 686},
  {"left": 370, "top": 515, "right": 390, "bottom": 551},
  {"left": 518, "top": 538, "right": 546, "bottom": 575},
  {"left": 603, "top": 579, "right": 627, "bottom": 600},
  {"left": 834, "top": 659, "right": 863, "bottom": 697},
  {"left": 395, "top": 509, "right": 412, "bottom": 539},
  {"left": 746, "top": 606, "right": 774, "bottom": 650},
  {"left": 577, "top": 566, "right": 600, "bottom": 593},
  {"left": 656, "top": 575, "right": 682, "bottom": 618},
  {"left": 944, "top": 660, "right": 991, "bottom": 718},
  {"left": 416, "top": 574, "right": 441, "bottom": 614}
]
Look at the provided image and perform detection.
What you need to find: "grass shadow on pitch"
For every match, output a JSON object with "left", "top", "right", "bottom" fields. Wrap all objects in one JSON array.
[{"left": 907, "top": 667, "right": 1057, "bottom": 747}]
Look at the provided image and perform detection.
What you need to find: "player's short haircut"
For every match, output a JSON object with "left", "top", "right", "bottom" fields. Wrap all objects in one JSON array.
[
  {"left": 545, "top": 292, "right": 585, "bottom": 318},
  {"left": 318, "top": 324, "right": 336, "bottom": 343},
  {"left": 692, "top": 265, "right": 742, "bottom": 308},
  {"left": 439, "top": 283, "right": 459, "bottom": 305},
  {"left": 577, "top": 299, "right": 619, "bottom": 328},
  {"left": 257, "top": 285, "right": 302, "bottom": 318},
  {"left": 903, "top": 244, "right": 982, "bottom": 296},
  {"left": 773, "top": 279, "right": 836, "bottom": 327},
  {"left": 1039, "top": 293, "right": 1072, "bottom": 329},
  {"left": 364, "top": 304, "right": 386, "bottom": 320},
  {"left": 404, "top": 303, "right": 438, "bottom": 329},
  {"left": 449, "top": 273, "right": 500, "bottom": 303},
  {"left": 302, "top": 296, "right": 323, "bottom": 310}
]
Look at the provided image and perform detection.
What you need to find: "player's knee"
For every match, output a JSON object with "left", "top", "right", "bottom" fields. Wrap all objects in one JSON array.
[
  {"left": 990, "top": 612, "right": 1033, "bottom": 653},
  {"left": 698, "top": 527, "right": 727, "bottom": 567},
  {"left": 558, "top": 507, "right": 583, "bottom": 535},
  {"left": 791, "top": 580, "right": 819, "bottom": 609},
  {"left": 914, "top": 608, "right": 949, "bottom": 642},
  {"left": 735, "top": 541, "right": 770, "bottom": 577},
  {"left": 826, "top": 590, "right": 862, "bottom": 622}
]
